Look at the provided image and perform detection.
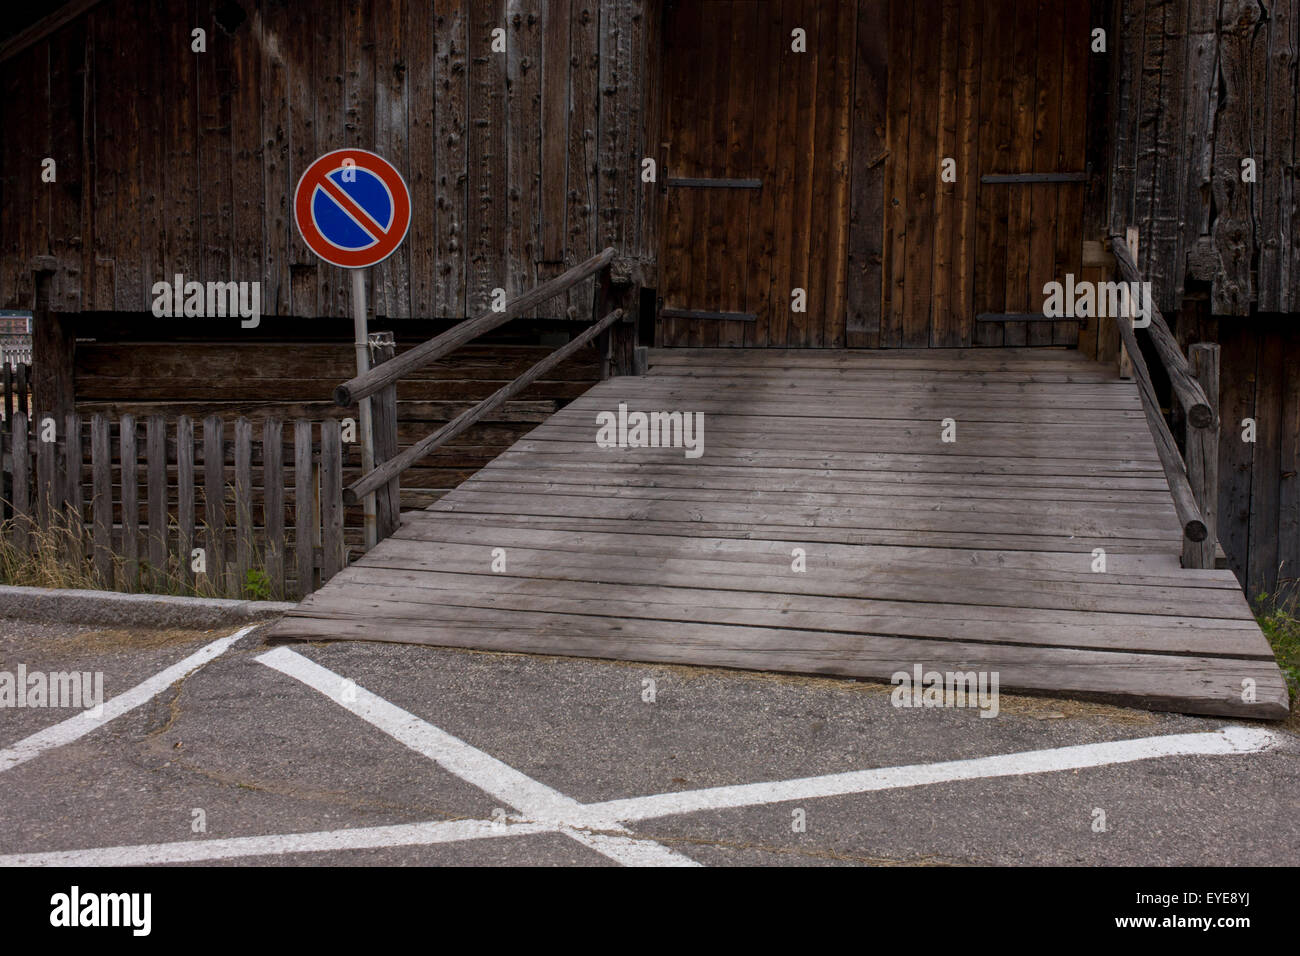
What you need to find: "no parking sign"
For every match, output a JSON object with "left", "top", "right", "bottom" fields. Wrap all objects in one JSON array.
[{"left": 294, "top": 148, "right": 411, "bottom": 269}]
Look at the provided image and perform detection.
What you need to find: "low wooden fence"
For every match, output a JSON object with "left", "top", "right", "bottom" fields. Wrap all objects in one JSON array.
[{"left": 0, "top": 411, "right": 364, "bottom": 599}]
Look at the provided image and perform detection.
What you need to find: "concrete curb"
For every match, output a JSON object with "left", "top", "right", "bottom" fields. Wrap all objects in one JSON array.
[{"left": 0, "top": 585, "right": 296, "bottom": 629}]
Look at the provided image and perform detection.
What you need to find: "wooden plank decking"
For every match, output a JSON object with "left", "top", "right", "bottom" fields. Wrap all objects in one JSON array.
[{"left": 271, "top": 348, "right": 1290, "bottom": 719}]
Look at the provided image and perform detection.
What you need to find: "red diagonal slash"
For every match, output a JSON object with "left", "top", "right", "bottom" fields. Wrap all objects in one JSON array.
[{"left": 316, "top": 171, "right": 392, "bottom": 243}]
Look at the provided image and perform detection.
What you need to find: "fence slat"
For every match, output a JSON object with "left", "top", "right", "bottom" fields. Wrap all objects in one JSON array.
[
  {"left": 369, "top": 333, "right": 400, "bottom": 542},
  {"left": 294, "top": 419, "right": 315, "bottom": 598},
  {"left": 177, "top": 416, "right": 195, "bottom": 591},
  {"left": 203, "top": 415, "right": 225, "bottom": 594},
  {"left": 120, "top": 414, "right": 139, "bottom": 590},
  {"left": 10, "top": 412, "right": 30, "bottom": 551},
  {"left": 320, "top": 419, "right": 344, "bottom": 583},
  {"left": 64, "top": 413, "right": 82, "bottom": 521},
  {"left": 147, "top": 415, "right": 168, "bottom": 588},
  {"left": 263, "top": 419, "right": 284, "bottom": 599},
  {"left": 91, "top": 414, "right": 113, "bottom": 586},
  {"left": 35, "top": 414, "right": 56, "bottom": 532},
  {"left": 235, "top": 417, "right": 254, "bottom": 594},
  {"left": 62, "top": 413, "right": 83, "bottom": 565}
]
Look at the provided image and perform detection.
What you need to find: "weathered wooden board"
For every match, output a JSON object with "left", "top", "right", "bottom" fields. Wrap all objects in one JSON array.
[{"left": 274, "top": 347, "right": 1290, "bottom": 718}]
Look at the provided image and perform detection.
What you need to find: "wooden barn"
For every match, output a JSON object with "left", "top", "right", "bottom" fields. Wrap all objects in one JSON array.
[{"left": 0, "top": 0, "right": 1295, "bottom": 716}]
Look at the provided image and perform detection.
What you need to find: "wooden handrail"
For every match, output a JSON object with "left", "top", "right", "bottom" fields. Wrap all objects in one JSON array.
[
  {"left": 343, "top": 307, "right": 624, "bottom": 505},
  {"left": 1109, "top": 234, "right": 1214, "bottom": 428},
  {"left": 1110, "top": 279, "right": 1208, "bottom": 545},
  {"left": 334, "top": 246, "right": 617, "bottom": 407}
]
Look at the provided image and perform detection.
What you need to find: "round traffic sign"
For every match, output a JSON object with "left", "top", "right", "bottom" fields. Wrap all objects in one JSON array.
[{"left": 293, "top": 149, "right": 411, "bottom": 269}]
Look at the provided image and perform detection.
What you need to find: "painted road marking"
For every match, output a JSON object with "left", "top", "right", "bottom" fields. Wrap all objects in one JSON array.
[
  {"left": 0, "top": 646, "right": 1279, "bottom": 867},
  {"left": 254, "top": 647, "right": 696, "bottom": 866},
  {"left": 0, "top": 626, "right": 256, "bottom": 774}
]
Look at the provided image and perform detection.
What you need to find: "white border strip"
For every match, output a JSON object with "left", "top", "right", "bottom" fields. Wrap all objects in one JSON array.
[
  {"left": 584, "top": 725, "right": 1280, "bottom": 823},
  {"left": 0, "top": 626, "right": 256, "bottom": 774},
  {"left": 254, "top": 648, "right": 697, "bottom": 866}
]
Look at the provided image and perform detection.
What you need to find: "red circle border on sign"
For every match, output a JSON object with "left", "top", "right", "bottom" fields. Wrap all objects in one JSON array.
[{"left": 293, "top": 148, "right": 412, "bottom": 269}]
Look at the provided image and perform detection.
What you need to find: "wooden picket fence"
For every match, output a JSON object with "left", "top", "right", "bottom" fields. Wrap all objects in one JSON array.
[{"left": 0, "top": 411, "right": 361, "bottom": 599}]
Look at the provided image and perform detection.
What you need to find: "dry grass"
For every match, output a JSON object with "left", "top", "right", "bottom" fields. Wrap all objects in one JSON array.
[{"left": 0, "top": 507, "right": 286, "bottom": 600}]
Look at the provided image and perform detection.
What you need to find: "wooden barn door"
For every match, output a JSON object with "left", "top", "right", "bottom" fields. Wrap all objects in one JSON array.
[
  {"left": 656, "top": 0, "right": 856, "bottom": 348},
  {"left": 881, "top": 0, "right": 1091, "bottom": 347}
]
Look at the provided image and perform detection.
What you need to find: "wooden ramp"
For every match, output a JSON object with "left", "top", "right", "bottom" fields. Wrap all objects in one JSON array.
[{"left": 272, "top": 348, "right": 1290, "bottom": 719}]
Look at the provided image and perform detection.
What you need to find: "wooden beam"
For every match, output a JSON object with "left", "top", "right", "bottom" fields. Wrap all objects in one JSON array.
[
  {"left": 31, "top": 268, "right": 75, "bottom": 421},
  {"left": 1110, "top": 296, "right": 1208, "bottom": 545},
  {"left": 334, "top": 247, "right": 616, "bottom": 407},
  {"left": 1110, "top": 232, "right": 1213, "bottom": 428},
  {"left": 344, "top": 308, "right": 624, "bottom": 505},
  {"left": 1183, "top": 343, "right": 1220, "bottom": 569},
  {"left": 0, "top": 0, "right": 104, "bottom": 64}
]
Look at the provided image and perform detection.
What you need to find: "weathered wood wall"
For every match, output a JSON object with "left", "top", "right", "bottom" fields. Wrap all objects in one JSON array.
[
  {"left": 1172, "top": 307, "right": 1299, "bottom": 601},
  {"left": 0, "top": 0, "right": 661, "bottom": 319},
  {"left": 1110, "top": 0, "right": 1298, "bottom": 316}
]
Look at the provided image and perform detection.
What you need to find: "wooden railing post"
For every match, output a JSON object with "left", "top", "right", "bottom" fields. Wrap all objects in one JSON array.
[
  {"left": 593, "top": 264, "right": 637, "bottom": 379},
  {"left": 368, "top": 331, "right": 401, "bottom": 542},
  {"left": 1183, "top": 343, "right": 1221, "bottom": 570}
]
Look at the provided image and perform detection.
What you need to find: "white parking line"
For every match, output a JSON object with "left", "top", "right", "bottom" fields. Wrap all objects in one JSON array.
[
  {"left": 255, "top": 647, "right": 697, "bottom": 866},
  {"left": 0, "top": 645, "right": 1279, "bottom": 868},
  {"left": 0, "top": 625, "right": 257, "bottom": 774},
  {"left": 583, "top": 725, "right": 1281, "bottom": 823}
]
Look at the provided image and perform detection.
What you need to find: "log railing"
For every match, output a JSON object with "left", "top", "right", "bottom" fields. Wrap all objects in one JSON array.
[
  {"left": 336, "top": 246, "right": 634, "bottom": 527},
  {"left": 1109, "top": 231, "right": 1220, "bottom": 569}
]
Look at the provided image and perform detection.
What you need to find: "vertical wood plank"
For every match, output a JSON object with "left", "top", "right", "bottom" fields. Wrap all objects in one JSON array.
[
  {"left": 566, "top": 0, "right": 599, "bottom": 316},
  {"left": 320, "top": 418, "right": 345, "bottom": 582},
  {"left": 374, "top": 0, "right": 411, "bottom": 318},
  {"left": 506, "top": 1, "right": 542, "bottom": 299},
  {"left": 203, "top": 414, "right": 225, "bottom": 593},
  {"left": 64, "top": 412, "right": 83, "bottom": 562},
  {"left": 1026, "top": 0, "right": 1064, "bottom": 348},
  {"left": 235, "top": 416, "right": 254, "bottom": 594},
  {"left": 540, "top": 0, "right": 571, "bottom": 261},
  {"left": 466, "top": 0, "right": 506, "bottom": 315},
  {"left": 287, "top": 0, "right": 320, "bottom": 318},
  {"left": 63, "top": 411, "right": 83, "bottom": 519},
  {"left": 881, "top": 0, "right": 911, "bottom": 347},
  {"left": 10, "top": 413, "right": 30, "bottom": 553},
  {"left": 147, "top": 414, "right": 167, "bottom": 587},
  {"left": 1217, "top": 325, "right": 1257, "bottom": 589},
  {"left": 120, "top": 413, "right": 139, "bottom": 590},
  {"left": 1247, "top": 326, "right": 1283, "bottom": 598},
  {"left": 928, "top": 0, "right": 960, "bottom": 347},
  {"left": 821, "top": 0, "right": 856, "bottom": 350},
  {"left": 407, "top": 0, "right": 437, "bottom": 317},
  {"left": 261, "top": 0, "right": 292, "bottom": 317},
  {"left": 434, "top": 0, "right": 469, "bottom": 318},
  {"left": 36, "top": 412, "right": 57, "bottom": 533},
  {"left": 233, "top": 416, "right": 253, "bottom": 595},
  {"left": 91, "top": 413, "right": 113, "bottom": 586},
  {"left": 368, "top": 336, "right": 401, "bottom": 541},
  {"left": 177, "top": 415, "right": 195, "bottom": 591},
  {"left": 294, "top": 419, "right": 315, "bottom": 597},
  {"left": 263, "top": 418, "right": 285, "bottom": 599},
  {"left": 1184, "top": 343, "right": 1220, "bottom": 570}
]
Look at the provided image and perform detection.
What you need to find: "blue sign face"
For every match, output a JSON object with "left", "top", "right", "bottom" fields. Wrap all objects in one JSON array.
[{"left": 311, "top": 167, "right": 396, "bottom": 250}]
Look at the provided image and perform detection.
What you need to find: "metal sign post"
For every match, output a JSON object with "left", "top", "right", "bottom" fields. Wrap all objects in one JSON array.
[
  {"left": 352, "top": 269, "right": 377, "bottom": 549},
  {"left": 294, "top": 148, "right": 412, "bottom": 552}
]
